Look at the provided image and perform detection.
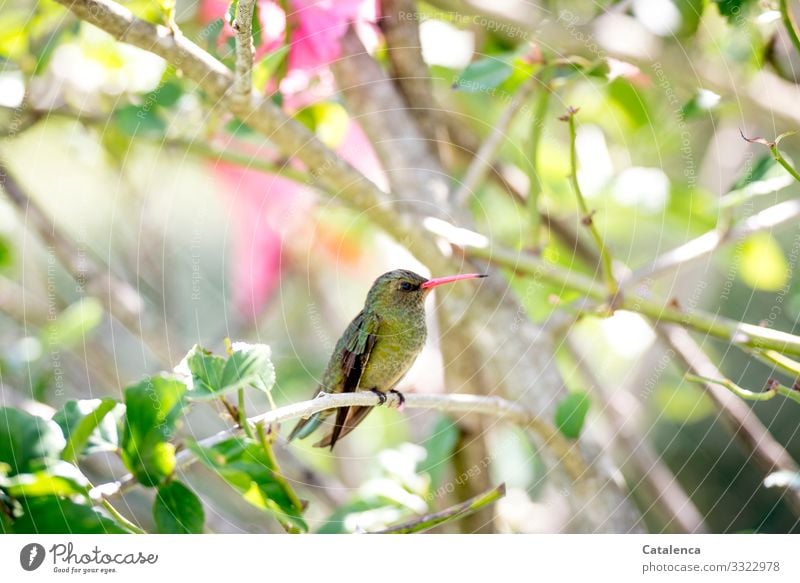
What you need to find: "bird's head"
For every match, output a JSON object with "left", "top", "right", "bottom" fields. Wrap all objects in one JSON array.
[{"left": 366, "top": 269, "right": 487, "bottom": 315}]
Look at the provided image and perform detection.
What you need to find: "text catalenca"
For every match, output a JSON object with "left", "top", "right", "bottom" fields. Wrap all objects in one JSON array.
[{"left": 642, "top": 545, "right": 700, "bottom": 555}]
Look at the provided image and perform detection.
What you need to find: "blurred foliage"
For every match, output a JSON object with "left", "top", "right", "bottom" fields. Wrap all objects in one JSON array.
[{"left": 1, "top": 0, "right": 800, "bottom": 533}]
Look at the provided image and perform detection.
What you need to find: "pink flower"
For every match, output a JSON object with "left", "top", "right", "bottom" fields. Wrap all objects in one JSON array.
[
  {"left": 199, "top": 0, "right": 378, "bottom": 82},
  {"left": 199, "top": 0, "right": 286, "bottom": 60}
]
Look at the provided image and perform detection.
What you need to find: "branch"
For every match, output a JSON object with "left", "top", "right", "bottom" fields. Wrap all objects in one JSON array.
[
  {"left": 231, "top": 0, "right": 257, "bottom": 102},
  {"left": 459, "top": 240, "right": 800, "bottom": 358},
  {"left": 0, "top": 160, "right": 170, "bottom": 366},
  {"left": 627, "top": 199, "right": 800, "bottom": 286},
  {"left": 780, "top": 0, "right": 800, "bottom": 57},
  {"left": 379, "top": 0, "right": 444, "bottom": 155},
  {"left": 659, "top": 324, "right": 800, "bottom": 515},
  {"left": 686, "top": 374, "right": 800, "bottom": 405},
  {"left": 562, "top": 107, "right": 618, "bottom": 296},
  {"left": 89, "top": 391, "right": 586, "bottom": 500},
  {"left": 373, "top": 483, "right": 506, "bottom": 533},
  {"left": 451, "top": 73, "right": 542, "bottom": 208}
]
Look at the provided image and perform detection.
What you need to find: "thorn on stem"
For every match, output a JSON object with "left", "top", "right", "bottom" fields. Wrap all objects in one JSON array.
[
  {"left": 765, "top": 378, "right": 780, "bottom": 393},
  {"left": 668, "top": 297, "right": 681, "bottom": 310},
  {"left": 580, "top": 210, "right": 596, "bottom": 226},
  {"left": 740, "top": 129, "right": 774, "bottom": 148},
  {"left": 792, "top": 379, "right": 800, "bottom": 393},
  {"left": 558, "top": 106, "right": 580, "bottom": 122}
]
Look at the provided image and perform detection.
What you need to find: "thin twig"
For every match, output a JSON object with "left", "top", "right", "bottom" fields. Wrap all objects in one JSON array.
[
  {"left": 686, "top": 374, "right": 800, "bottom": 405},
  {"left": 562, "top": 107, "right": 618, "bottom": 296},
  {"left": 627, "top": 199, "right": 800, "bottom": 286},
  {"left": 373, "top": 483, "right": 506, "bottom": 534},
  {"left": 780, "top": 0, "right": 800, "bottom": 57},
  {"left": 451, "top": 73, "right": 542, "bottom": 208},
  {"left": 460, "top": 241, "right": 800, "bottom": 358},
  {"left": 660, "top": 324, "right": 800, "bottom": 515},
  {"left": 231, "top": 0, "right": 257, "bottom": 102},
  {"left": 527, "top": 67, "right": 553, "bottom": 248},
  {"left": 88, "top": 391, "right": 586, "bottom": 500}
]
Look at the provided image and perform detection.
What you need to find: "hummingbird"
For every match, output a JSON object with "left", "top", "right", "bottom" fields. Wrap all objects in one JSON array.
[{"left": 288, "top": 269, "right": 487, "bottom": 450}]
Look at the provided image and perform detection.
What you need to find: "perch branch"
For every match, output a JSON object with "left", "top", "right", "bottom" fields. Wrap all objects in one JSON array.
[
  {"left": 89, "top": 391, "right": 586, "bottom": 500},
  {"left": 374, "top": 483, "right": 506, "bottom": 534}
]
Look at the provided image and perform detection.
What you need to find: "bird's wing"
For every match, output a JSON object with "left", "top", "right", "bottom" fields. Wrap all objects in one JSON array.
[{"left": 315, "top": 310, "right": 380, "bottom": 449}]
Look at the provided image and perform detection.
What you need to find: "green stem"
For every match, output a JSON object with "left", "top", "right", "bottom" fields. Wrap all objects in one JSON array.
[
  {"left": 770, "top": 143, "right": 800, "bottom": 183},
  {"left": 527, "top": 69, "right": 552, "bottom": 249},
  {"left": 686, "top": 374, "right": 800, "bottom": 406},
  {"left": 374, "top": 483, "right": 506, "bottom": 534},
  {"left": 99, "top": 498, "right": 147, "bottom": 534},
  {"left": 751, "top": 349, "right": 800, "bottom": 377},
  {"left": 238, "top": 388, "right": 255, "bottom": 439},
  {"left": 564, "top": 109, "right": 618, "bottom": 296},
  {"left": 465, "top": 243, "right": 800, "bottom": 357},
  {"left": 780, "top": 0, "right": 800, "bottom": 58},
  {"left": 255, "top": 422, "right": 305, "bottom": 532}
]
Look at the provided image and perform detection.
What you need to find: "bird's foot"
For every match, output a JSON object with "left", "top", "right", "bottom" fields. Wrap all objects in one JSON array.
[
  {"left": 389, "top": 389, "right": 406, "bottom": 412},
  {"left": 370, "top": 388, "right": 387, "bottom": 405}
]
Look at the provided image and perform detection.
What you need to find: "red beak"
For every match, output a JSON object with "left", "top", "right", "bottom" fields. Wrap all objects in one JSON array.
[{"left": 420, "top": 273, "right": 487, "bottom": 290}]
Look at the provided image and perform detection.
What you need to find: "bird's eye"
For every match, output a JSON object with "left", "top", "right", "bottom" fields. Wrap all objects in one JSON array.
[{"left": 399, "top": 281, "right": 414, "bottom": 291}]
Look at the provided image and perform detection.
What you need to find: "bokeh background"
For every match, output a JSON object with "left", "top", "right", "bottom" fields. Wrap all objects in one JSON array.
[{"left": 2, "top": 0, "right": 800, "bottom": 533}]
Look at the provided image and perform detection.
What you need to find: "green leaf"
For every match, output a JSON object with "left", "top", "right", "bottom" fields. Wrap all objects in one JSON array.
[
  {"left": 120, "top": 376, "right": 186, "bottom": 487},
  {"left": 453, "top": 56, "right": 515, "bottom": 92},
  {"left": 149, "top": 79, "right": 183, "bottom": 108},
  {"left": 722, "top": 154, "right": 795, "bottom": 208},
  {"left": 114, "top": 104, "right": 167, "bottom": 137},
  {"left": 293, "top": 102, "right": 349, "bottom": 148},
  {"left": 680, "top": 88, "right": 720, "bottom": 119},
  {"left": 185, "top": 343, "right": 274, "bottom": 400},
  {"left": 0, "top": 408, "right": 65, "bottom": 475},
  {"left": 714, "top": 0, "right": 755, "bottom": 22},
  {"left": 188, "top": 437, "right": 307, "bottom": 532},
  {"left": 55, "top": 399, "right": 121, "bottom": 462},
  {"left": 673, "top": 0, "right": 705, "bottom": 37},
  {"left": 3, "top": 460, "right": 89, "bottom": 498},
  {"left": 226, "top": 0, "right": 239, "bottom": 26},
  {"left": 0, "top": 233, "right": 13, "bottom": 271},
  {"left": 554, "top": 392, "right": 591, "bottom": 439},
  {"left": 153, "top": 480, "right": 205, "bottom": 533},
  {"left": 419, "top": 415, "right": 459, "bottom": 488},
  {"left": 54, "top": 399, "right": 123, "bottom": 458},
  {"left": 40, "top": 298, "right": 103, "bottom": 350},
  {"left": 739, "top": 233, "right": 789, "bottom": 292},
  {"left": 5, "top": 496, "right": 127, "bottom": 534}
]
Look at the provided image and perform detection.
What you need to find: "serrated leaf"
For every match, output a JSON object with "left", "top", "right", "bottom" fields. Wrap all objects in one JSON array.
[
  {"left": 56, "top": 399, "right": 120, "bottom": 462},
  {"left": 185, "top": 343, "right": 274, "bottom": 400},
  {"left": 419, "top": 415, "right": 459, "bottom": 489},
  {"left": 120, "top": 376, "right": 186, "bottom": 487},
  {"left": 188, "top": 437, "right": 307, "bottom": 532},
  {"left": 5, "top": 496, "right": 127, "bottom": 534},
  {"left": 739, "top": 233, "right": 788, "bottom": 291},
  {"left": 0, "top": 408, "right": 65, "bottom": 475},
  {"left": 153, "top": 480, "right": 205, "bottom": 533},
  {"left": 554, "top": 392, "right": 591, "bottom": 439}
]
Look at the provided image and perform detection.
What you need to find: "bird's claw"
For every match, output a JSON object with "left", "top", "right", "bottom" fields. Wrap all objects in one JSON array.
[
  {"left": 389, "top": 389, "right": 406, "bottom": 412},
  {"left": 370, "top": 388, "right": 387, "bottom": 405}
]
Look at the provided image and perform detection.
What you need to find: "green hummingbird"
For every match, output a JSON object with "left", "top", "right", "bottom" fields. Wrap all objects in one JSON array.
[{"left": 288, "top": 269, "right": 486, "bottom": 450}]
